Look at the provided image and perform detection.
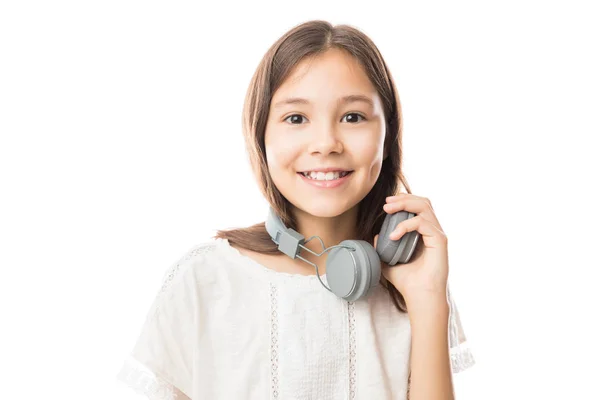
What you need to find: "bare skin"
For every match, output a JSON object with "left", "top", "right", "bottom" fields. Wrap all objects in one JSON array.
[{"left": 231, "top": 244, "right": 327, "bottom": 277}]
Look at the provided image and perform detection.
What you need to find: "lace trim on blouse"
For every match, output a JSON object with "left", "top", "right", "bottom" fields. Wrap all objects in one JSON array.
[
  {"left": 150, "top": 243, "right": 216, "bottom": 319},
  {"left": 270, "top": 282, "right": 280, "bottom": 399},
  {"left": 450, "top": 342, "right": 476, "bottom": 372},
  {"left": 117, "top": 356, "right": 181, "bottom": 400},
  {"left": 447, "top": 285, "right": 476, "bottom": 373},
  {"left": 348, "top": 301, "right": 357, "bottom": 399}
]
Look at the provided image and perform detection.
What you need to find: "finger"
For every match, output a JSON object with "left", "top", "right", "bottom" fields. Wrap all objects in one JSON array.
[
  {"left": 388, "top": 215, "right": 447, "bottom": 246},
  {"left": 386, "top": 193, "right": 429, "bottom": 204},
  {"left": 383, "top": 198, "right": 441, "bottom": 228}
]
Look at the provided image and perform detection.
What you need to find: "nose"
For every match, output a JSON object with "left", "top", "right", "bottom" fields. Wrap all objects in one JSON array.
[{"left": 307, "top": 125, "right": 344, "bottom": 155}]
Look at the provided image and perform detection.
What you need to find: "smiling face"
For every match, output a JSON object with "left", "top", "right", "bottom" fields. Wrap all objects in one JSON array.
[{"left": 264, "top": 48, "right": 387, "bottom": 219}]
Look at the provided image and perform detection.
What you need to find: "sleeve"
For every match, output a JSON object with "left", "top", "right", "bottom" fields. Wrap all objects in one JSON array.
[
  {"left": 116, "top": 245, "right": 204, "bottom": 400},
  {"left": 447, "top": 285, "right": 476, "bottom": 373}
]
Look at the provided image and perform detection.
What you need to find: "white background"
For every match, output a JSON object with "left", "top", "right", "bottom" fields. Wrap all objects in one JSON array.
[{"left": 1, "top": 0, "right": 598, "bottom": 399}]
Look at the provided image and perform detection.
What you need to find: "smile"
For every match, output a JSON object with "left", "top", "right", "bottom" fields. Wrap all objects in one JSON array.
[
  {"left": 300, "top": 171, "right": 352, "bottom": 181},
  {"left": 297, "top": 171, "right": 354, "bottom": 189}
]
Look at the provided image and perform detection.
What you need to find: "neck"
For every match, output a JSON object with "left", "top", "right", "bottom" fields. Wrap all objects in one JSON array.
[{"left": 290, "top": 204, "right": 360, "bottom": 274}]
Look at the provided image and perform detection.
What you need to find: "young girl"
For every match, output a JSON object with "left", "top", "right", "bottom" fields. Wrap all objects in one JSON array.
[{"left": 117, "top": 20, "right": 475, "bottom": 400}]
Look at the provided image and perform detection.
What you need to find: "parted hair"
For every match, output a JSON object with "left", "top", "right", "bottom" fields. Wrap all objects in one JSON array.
[{"left": 214, "top": 20, "right": 413, "bottom": 313}]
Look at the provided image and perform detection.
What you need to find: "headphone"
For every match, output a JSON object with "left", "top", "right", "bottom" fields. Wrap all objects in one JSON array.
[{"left": 265, "top": 206, "right": 421, "bottom": 301}]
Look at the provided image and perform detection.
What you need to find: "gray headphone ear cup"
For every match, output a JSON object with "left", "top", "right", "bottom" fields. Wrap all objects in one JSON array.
[
  {"left": 352, "top": 240, "right": 381, "bottom": 294},
  {"left": 377, "top": 211, "right": 420, "bottom": 265},
  {"left": 326, "top": 240, "right": 361, "bottom": 300},
  {"left": 327, "top": 240, "right": 380, "bottom": 302}
]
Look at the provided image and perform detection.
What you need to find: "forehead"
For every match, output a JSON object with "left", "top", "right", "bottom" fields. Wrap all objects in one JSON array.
[{"left": 271, "top": 48, "right": 380, "bottom": 108}]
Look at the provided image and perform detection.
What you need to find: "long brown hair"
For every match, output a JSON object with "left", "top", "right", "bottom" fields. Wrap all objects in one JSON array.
[{"left": 214, "top": 20, "right": 413, "bottom": 313}]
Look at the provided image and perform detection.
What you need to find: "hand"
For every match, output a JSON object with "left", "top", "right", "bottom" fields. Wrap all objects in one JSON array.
[{"left": 373, "top": 193, "right": 449, "bottom": 307}]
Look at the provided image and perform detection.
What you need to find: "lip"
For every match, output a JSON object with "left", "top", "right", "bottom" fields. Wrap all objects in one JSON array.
[
  {"left": 297, "top": 171, "right": 353, "bottom": 189},
  {"left": 298, "top": 167, "right": 353, "bottom": 173}
]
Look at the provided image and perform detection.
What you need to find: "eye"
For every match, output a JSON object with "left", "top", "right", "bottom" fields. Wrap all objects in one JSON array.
[
  {"left": 342, "top": 113, "right": 366, "bottom": 123},
  {"left": 284, "top": 114, "right": 307, "bottom": 125},
  {"left": 284, "top": 113, "right": 366, "bottom": 125}
]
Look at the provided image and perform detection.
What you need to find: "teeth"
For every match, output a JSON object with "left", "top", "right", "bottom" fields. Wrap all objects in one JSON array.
[{"left": 302, "top": 171, "right": 350, "bottom": 181}]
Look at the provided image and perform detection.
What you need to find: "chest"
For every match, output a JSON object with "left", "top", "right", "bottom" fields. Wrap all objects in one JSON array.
[{"left": 195, "top": 269, "right": 412, "bottom": 400}]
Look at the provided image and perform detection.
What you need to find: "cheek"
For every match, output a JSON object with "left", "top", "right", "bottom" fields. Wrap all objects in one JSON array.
[
  {"left": 349, "top": 137, "right": 382, "bottom": 165},
  {"left": 265, "top": 139, "right": 300, "bottom": 173},
  {"left": 347, "top": 137, "right": 383, "bottom": 180}
]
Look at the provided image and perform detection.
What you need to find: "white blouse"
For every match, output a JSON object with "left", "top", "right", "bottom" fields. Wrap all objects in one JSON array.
[{"left": 117, "top": 237, "right": 475, "bottom": 400}]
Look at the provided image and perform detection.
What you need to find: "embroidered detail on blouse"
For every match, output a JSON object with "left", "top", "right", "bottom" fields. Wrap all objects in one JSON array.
[
  {"left": 450, "top": 343, "right": 476, "bottom": 373},
  {"left": 270, "top": 282, "right": 280, "bottom": 400},
  {"left": 150, "top": 243, "right": 216, "bottom": 319},
  {"left": 447, "top": 285, "right": 476, "bottom": 373},
  {"left": 160, "top": 244, "right": 216, "bottom": 293},
  {"left": 117, "top": 356, "right": 179, "bottom": 400},
  {"left": 348, "top": 301, "right": 357, "bottom": 400}
]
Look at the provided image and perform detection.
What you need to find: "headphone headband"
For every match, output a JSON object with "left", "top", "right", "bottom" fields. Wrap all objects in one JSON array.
[
  {"left": 265, "top": 207, "right": 305, "bottom": 259},
  {"left": 263, "top": 205, "right": 419, "bottom": 301}
]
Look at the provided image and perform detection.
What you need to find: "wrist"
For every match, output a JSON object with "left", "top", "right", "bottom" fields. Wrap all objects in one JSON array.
[{"left": 405, "top": 292, "right": 449, "bottom": 320}]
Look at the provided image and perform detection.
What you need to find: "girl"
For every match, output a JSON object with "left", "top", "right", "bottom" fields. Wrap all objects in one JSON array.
[{"left": 117, "top": 20, "right": 475, "bottom": 400}]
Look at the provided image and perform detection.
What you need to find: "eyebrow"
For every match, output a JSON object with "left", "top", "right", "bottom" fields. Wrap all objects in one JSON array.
[{"left": 272, "top": 94, "right": 375, "bottom": 110}]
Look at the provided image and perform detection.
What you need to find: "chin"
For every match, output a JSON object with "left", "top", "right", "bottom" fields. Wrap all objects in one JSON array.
[{"left": 291, "top": 199, "right": 356, "bottom": 219}]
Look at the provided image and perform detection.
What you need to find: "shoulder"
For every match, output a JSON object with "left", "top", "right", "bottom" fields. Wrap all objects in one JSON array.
[
  {"left": 154, "top": 239, "right": 224, "bottom": 298},
  {"left": 161, "top": 239, "right": 222, "bottom": 286},
  {"left": 147, "top": 239, "right": 225, "bottom": 318},
  {"left": 173, "top": 240, "right": 220, "bottom": 271}
]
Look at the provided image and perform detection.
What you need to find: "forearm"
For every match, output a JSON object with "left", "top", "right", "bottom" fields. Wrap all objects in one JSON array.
[{"left": 407, "top": 294, "right": 454, "bottom": 400}]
